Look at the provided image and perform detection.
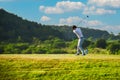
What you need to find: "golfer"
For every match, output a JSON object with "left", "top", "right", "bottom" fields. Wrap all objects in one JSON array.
[{"left": 72, "top": 25, "right": 88, "bottom": 55}]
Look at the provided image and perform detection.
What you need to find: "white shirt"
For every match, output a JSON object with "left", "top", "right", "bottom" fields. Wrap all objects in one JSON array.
[{"left": 73, "top": 28, "right": 84, "bottom": 38}]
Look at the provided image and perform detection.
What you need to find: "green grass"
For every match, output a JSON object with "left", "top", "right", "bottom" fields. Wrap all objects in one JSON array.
[{"left": 0, "top": 54, "right": 120, "bottom": 80}]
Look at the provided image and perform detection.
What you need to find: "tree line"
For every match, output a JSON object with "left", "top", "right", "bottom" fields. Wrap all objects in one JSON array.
[
  {"left": 0, "top": 38, "right": 120, "bottom": 54},
  {"left": 0, "top": 9, "right": 120, "bottom": 54}
]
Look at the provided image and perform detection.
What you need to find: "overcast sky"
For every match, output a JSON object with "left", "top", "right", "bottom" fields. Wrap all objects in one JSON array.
[{"left": 0, "top": 0, "right": 120, "bottom": 35}]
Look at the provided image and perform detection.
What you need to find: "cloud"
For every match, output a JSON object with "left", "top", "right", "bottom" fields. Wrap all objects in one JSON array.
[
  {"left": 59, "top": 16, "right": 83, "bottom": 25},
  {"left": 39, "top": 1, "right": 85, "bottom": 14},
  {"left": 88, "top": 0, "right": 120, "bottom": 8},
  {"left": 56, "top": 1, "right": 85, "bottom": 11},
  {"left": 59, "top": 16, "right": 104, "bottom": 26},
  {"left": 87, "top": 20, "right": 103, "bottom": 26},
  {"left": 83, "top": 0, "right": 119, "bottom": 15},
  {"left": 40, "top": 16, "right": 51, "bottom": 22},
  {"left": 39, "top": 6, "right": 45, "bottom": 11},
  {"left": 39, "top": 0, "right": 117, "bottom": 15},
  {"left": 40, "top": 6, "right": 63, "bottom": 14},
  {"left": 83, "top": 6, "right": 116, "bottom": 15},
  {"left": 59, "top": 16, "right": 101, "bottom": 28}
]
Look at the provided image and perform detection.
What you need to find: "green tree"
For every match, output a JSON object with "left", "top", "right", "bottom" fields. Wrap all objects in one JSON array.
[
  {"left": 95, "top": 39, "right": 107, "bottom": 49},
  {"left": 83, "top": 39, "right": 91, "bottom": 49},
  {"left": 52, "top": 38, "right": 66, "bottom": 48},
  {"left": 107, "top": 43, "right": 120, "bottom": 54}
]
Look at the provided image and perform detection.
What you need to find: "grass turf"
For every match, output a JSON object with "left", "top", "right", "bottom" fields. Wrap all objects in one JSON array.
[{"left": 0, "top": 54, "right": 120, "bottom": 80}]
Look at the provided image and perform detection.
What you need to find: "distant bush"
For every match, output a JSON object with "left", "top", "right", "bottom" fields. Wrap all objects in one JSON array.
[
  {"left": 32, "top": 48, "right": 47, "bottom": 54},
  {"left": 3, "top": 43, "right": 17, "bottom": 54},
  {"left": 3, "top": 43, "right": 29, "bottom": 54},
  {"left": 83, "top": 39, "right": 91, "bottom": 48},
  {"left": 15, "top": 43, "right": 29, "bottom": 50},
  {"left": 69, "top": 39, "right": 77, "bottom": 49},
  {"left": 89, "top": 48, "right": 108, "bottom": 54},
  {"left": 52, "top": 38, "right": 66, "bottom": 48},
  {"left": 52, "top": 42, "right": 66, "bottom": 48},
  {"left": 47, "top": 49, "right": 67, "bottom": 54},
  {"left": 107, "top": 43, "right": 120, "bottom": 54},
  {"left": 95, "top": 39, "right": 107, "bottom": 49},
  {"left": 0, "top": 45, "right": 4, "bottom": 54},
  {"left": 22, "top": 48, "right": 32, "bottom": 54},
  {"left": 0, "top": 39, "right": 120, "bottom": 55}
]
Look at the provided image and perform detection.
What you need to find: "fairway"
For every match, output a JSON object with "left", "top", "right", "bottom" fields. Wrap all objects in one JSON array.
[{"left": 0, "top": 54, "right": 120, "bottom": 80}]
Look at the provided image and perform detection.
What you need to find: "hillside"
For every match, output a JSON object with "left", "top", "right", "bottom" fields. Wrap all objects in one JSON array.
[
  {"left": 0, "top": 9, "right": 63, "bottom": 42},
  {"left": 0, "top": 9, "right": 119, "bottom": 42}
]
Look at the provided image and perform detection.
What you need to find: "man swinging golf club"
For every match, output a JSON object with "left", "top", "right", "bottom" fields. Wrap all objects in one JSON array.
[{"left": 72, "top": 25, "right": 88, "bottom": 56}]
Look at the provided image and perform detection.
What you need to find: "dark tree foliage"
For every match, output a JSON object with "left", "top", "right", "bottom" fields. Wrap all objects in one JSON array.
[
  {"left": 95, "top": 38, "right": 107, "bottom": 49},
  {"left": 0, "top": 9, "right": 63, "bottom": 42},
  {"left": 107, "top": 43, "right": 120, "bottom": 54},
  {"left": 82, "top": 39, "right": 91, "bottom": 49},
  {"left": 0, "top": 9, "right": 119, "bottom": 43}
]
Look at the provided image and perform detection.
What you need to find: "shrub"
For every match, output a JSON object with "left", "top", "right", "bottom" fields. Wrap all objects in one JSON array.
[
  {"left": 95, "top": 39, "right": 107, "bottom": 49},
  {"left": 47, "top": 49, "right": 67, "bottom": 54},
  {"left": 3, "top": 43, "right": 29, "bottom": 54},
  {"left": 32, "top": 48, "right": 47, "bottom": 54},
  {"left": 0, "top": 45, "right": 4, "bottom": 54},
  {"left": 15, "top": 43, "right": 29, "bottom": 50},
  {"left": 4, "top": 43, "right": 16, "bottom": 54},
  {"left": 22, "top": 48, "right": 32, "bottom": 54},
  {"left": 83, "top": 39, "right": 91, "bottom": 49},
  {"left": 89, "top": 48, "right": 108, "bottom": 54},
  {"left": 52, "top": 42, "right": 66, "bottom": 48},
  {"left": 107, "top": 43, "right": 120, "bottom": 54},
  {"left": 69, "top": 39, "right": 77, "bottom": 49}
]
